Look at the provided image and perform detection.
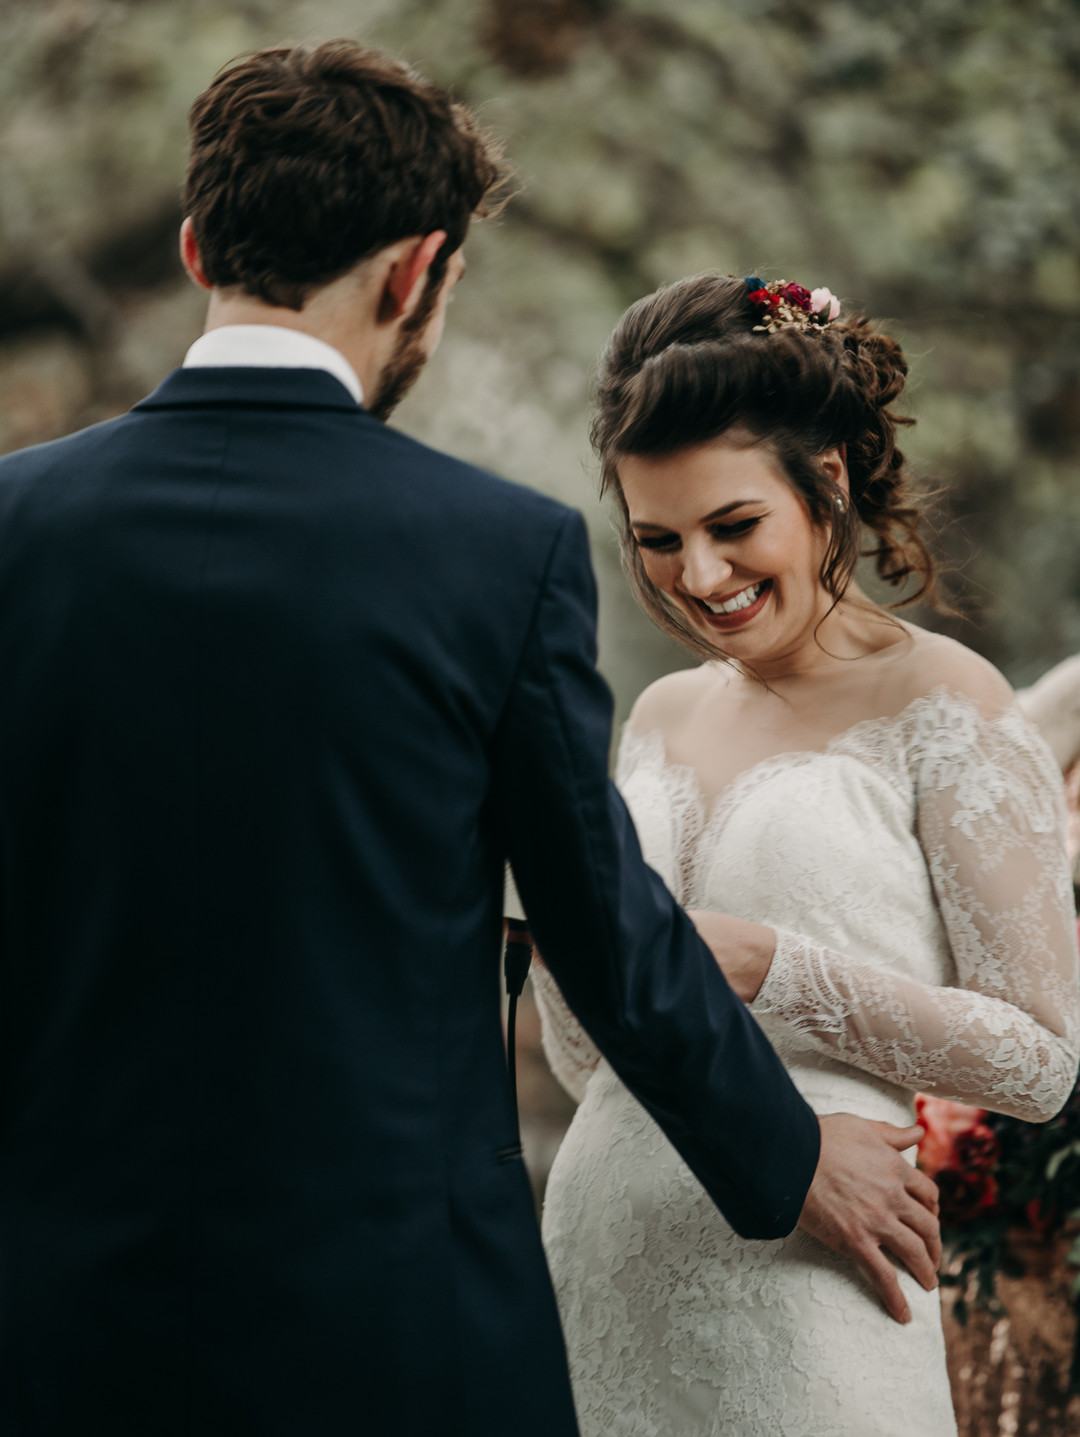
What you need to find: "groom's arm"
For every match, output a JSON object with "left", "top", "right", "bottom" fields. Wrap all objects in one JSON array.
[{"left": 491, "top": 510, "right": 819, "bottom": 1238}]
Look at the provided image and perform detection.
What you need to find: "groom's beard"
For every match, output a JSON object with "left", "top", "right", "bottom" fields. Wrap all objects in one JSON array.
[{"left": 367, "top": 272, "right": 442, "bottom": 422}]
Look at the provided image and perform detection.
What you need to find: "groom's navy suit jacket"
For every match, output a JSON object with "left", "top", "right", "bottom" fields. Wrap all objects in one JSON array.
[{"left": 0, "top": 367, "right": 819, "bottom": 1436}]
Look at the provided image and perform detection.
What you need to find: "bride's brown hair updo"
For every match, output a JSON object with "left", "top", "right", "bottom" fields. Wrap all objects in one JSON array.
[{"left": 592, "top": 273, "right": 936, "bottom": 659}]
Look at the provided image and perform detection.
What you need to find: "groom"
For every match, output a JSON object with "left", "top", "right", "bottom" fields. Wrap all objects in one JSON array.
[{"left": 0, "top": 41, "right": 940, "bottom": 1436}]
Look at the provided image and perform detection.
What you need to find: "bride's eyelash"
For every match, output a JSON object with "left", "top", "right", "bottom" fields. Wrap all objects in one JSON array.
[
  {"left": 709, "top": 517, "right": 761, "bottom": 540},
  {"left": 636, "top": 517, "right": 761, "bottom": 551}
]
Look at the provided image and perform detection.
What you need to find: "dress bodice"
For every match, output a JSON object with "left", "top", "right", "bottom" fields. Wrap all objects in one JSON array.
[
  {"left": 617, "top": 715, "right": 952, "bottom": 1124},
  {"left": 620, "top": 724, "right": 946, "bottom": 985},
  {"left": 536, "top": 686, "right": 1080, "bottom": 1124}
]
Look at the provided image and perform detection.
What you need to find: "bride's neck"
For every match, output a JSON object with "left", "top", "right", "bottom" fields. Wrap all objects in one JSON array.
[{"left": 744, "top": 589, "right": 907, "bottom": 687}]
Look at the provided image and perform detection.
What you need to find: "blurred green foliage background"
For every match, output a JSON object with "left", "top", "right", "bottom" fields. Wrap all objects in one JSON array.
[{"left": 2, "top": 0, "right": 1079, "bottom": 720}]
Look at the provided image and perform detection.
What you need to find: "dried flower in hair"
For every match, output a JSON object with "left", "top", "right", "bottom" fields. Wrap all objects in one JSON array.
[
  {"left": 780, "top": 282, "right": 813, "bottom": 312},
  {"left": 745, "top": 277, "right": 841, "bottom": 335}
]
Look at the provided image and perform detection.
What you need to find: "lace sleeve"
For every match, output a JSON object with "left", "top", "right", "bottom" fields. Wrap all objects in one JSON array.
[
  {"left": 752, "top": 697, "right": 1080, "bottom": 1121},
  {"left": 531, "top": 957, "right": 602, "bottom": 1103}
]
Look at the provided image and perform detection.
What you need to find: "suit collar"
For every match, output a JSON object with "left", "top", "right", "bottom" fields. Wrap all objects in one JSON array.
[
  {"left": 182, "top": 326, "right": 364, "bottom": 404},
  {"left": 133, "top": 367, "right": 366, "bottom": 414}
]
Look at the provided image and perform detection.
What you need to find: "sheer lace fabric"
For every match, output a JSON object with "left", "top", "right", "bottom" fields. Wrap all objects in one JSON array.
[{"left": 536, "top": 686, "right": 1080, "bottom": 1436}]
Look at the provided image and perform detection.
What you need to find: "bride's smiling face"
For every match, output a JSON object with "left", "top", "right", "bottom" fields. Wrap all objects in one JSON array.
[{"left": 618, "top": 434, "right": 846, "bottom": 671}]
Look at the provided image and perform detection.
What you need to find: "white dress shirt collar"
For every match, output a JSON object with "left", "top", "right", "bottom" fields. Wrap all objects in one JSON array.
[{"left": 182, "top": 325, "right": 364, "bottom": 405}]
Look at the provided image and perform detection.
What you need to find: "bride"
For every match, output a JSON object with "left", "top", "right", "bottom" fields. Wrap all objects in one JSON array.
[{"left": 532, "top": 274, "right": 1080, "bottom": 1436}]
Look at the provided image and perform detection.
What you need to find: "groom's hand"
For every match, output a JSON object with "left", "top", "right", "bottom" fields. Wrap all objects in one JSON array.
[{"left": 798, "top": 1113, "right": 941, "bottom": 1325}]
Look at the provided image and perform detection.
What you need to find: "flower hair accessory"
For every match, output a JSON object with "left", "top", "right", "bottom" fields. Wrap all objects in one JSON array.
[{"left": 742, "top": 276, "right": 841, "bottom": 334}]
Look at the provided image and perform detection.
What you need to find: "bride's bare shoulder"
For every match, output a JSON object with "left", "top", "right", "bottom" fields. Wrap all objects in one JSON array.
[
  {"left": 884, "top": 626, "right": 1014, "bottom": 718},
  {"left": 626, "top": 663, "right": 730, "bottom": 738}
]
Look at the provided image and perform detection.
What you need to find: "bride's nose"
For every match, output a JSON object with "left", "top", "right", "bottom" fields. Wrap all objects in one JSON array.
[{"left": 679, "top": 542, "right": 734, "bottom": 598}]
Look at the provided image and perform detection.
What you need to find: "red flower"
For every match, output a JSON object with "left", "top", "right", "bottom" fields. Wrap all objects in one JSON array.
[
  {"left": 916, "top": 1097, "right": 1003, "bottom": 1225},
  {"left": 780, "top": 282, "right": 813, "bottom": 312},
  {"left": 1025, "top": 1197, "right": 1055, "bottom": 1237},
  {"left": 935, "top": 1168, "right": 999, "bottom": 1225},
  {"left": 952, "top": 1124, "right": 999, "bottom": 1174},
  {"left": 748, "top": 288, "right": 780, "bottom": 309}
]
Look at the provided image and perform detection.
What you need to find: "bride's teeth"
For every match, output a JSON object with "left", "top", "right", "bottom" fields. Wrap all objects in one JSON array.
[{"left": 705, "top": 582, "right": 763, "bottom": 616}]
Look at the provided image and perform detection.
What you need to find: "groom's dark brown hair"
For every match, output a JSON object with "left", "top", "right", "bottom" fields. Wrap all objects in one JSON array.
[{"left": 184, "top": 40, "right": 507, "bottom": 310}]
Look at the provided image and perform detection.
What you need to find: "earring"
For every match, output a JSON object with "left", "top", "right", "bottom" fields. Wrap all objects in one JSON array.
[{"left": 833, "top": 493, "right": 846, "bottom": 514}]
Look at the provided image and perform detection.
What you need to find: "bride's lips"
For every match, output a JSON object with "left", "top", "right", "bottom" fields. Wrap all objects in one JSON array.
[{"left": 693, "top": 579, "right": 772, "bottom": 633}]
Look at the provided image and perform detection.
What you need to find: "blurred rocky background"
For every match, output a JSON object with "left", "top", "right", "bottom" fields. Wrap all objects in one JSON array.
[
  {"left": 6, "top": 0, "right": 1080, "bottom": 706},
  {"left": 2, "top": 3, "right": 1080, "bottom": 1426}
]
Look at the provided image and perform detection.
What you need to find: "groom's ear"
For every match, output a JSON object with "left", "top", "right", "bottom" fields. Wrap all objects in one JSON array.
[
  {"left": 378, "top": 231, "right": 448, "bottom": 322},
  {"left": 180, "top": 218, "right": 212, "bottom": 292}
]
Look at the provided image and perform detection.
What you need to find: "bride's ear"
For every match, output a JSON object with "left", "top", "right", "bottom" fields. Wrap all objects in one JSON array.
[{"left": 819, "top": 444, "right": 850, "bottom": 502}]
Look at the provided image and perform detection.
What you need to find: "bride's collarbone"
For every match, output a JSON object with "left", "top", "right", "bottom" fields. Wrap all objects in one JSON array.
[
  {"left": 656, "top": 704, "right": 823, "bottom": 801},
  {"left": 638, "top": 624, "right": 988, "bottom": 801},
  {"left": 660, "top": 663, "right": 929, "bottom": 799}
]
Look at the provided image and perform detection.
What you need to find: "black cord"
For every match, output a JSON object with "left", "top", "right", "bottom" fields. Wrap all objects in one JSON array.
[{"left": 504, "top": 919, "right": 533, "bottom": 1120}]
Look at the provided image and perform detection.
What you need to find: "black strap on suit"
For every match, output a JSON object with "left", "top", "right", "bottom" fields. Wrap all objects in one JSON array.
[{"left": 501, "top": 919, "right": 533, "bottom": 1160}]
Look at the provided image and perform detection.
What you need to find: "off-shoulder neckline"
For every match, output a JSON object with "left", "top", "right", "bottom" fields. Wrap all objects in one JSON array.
[{"left": 619, "top": 684, "right": 1036, "bottom": 828}]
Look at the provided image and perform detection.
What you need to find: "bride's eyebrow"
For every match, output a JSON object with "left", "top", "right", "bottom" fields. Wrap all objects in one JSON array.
[{"left": 700, "top": 501, "right": 757, "bottom": 522}]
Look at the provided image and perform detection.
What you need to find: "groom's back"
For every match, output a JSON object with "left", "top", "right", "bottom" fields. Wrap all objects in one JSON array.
[{"left": 0, "top": 368, "right": 578, "bottom": 1436}]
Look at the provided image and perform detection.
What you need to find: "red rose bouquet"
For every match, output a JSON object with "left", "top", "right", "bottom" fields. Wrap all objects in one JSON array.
[{"left": 917, "top": 1080, "right": 1080, "bottom": 1385}]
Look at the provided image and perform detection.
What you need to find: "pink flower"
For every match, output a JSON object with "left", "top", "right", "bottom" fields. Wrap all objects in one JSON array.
[
  {"left": 915, "top": 1094, "right": 986, "bottom": 1178},
  {"left": 810, "top": 287, "right": 841, "bottom": 321}
]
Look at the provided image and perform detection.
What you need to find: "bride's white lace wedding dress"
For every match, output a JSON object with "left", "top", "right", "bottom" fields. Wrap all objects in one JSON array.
[{"left": 534, "top": 685, "right": 1080, "bottom": 1437}]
